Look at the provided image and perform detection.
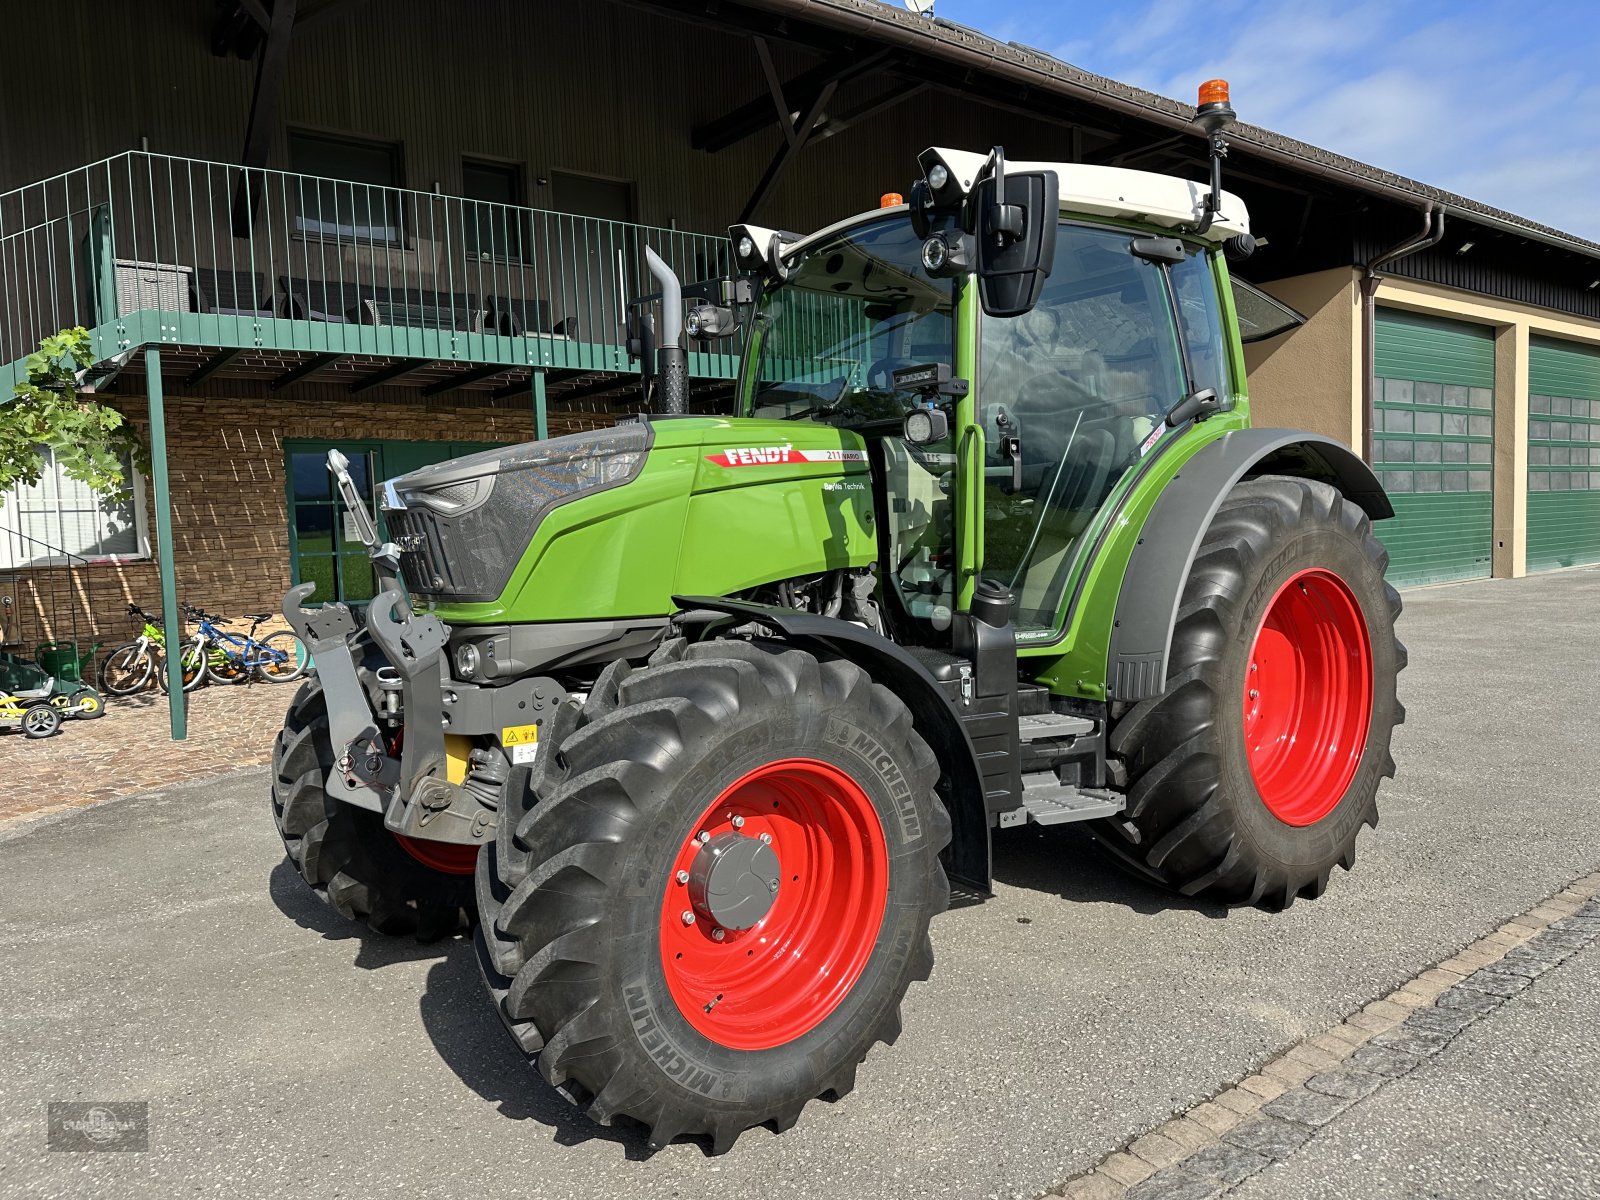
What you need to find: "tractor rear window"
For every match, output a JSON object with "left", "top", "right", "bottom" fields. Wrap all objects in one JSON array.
[{"left": 742, "top": 219, "right": 955, "bottom": 427}]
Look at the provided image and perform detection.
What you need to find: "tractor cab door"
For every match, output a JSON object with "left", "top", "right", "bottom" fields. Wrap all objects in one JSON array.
[{"left": 973, "top": 220, "right": 1230, "bottom": 637}]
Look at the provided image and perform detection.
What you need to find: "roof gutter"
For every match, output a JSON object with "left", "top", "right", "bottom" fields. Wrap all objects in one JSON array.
[
  {"left": 735, "top": 0, "right": 1600, "bottom": 262},
  {"left": 1359, "top": 204, "right": 1445, "bottom": 463}
]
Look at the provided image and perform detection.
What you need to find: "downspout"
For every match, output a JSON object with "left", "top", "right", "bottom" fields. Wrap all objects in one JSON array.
[{"left": 1360, "top": 205, "right": 1444, "bottom": 462}]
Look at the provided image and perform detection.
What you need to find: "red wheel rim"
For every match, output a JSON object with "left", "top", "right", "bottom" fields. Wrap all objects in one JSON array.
[
  {"left": 658, "top": 758, "right": 888, "bottom": 1051},
  {"left": 393, "top": 833, "right": 479, "bottom": 875},
  {"left": 1243, "top": 568, "right": 1374, "bottom": 826}
]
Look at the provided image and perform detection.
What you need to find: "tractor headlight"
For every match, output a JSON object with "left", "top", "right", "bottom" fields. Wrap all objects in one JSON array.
[
  {"left": 903, "top": 407, "right": 949, "bottom": 446},
  {"left": 921, "top": 235, "right": 948, "bottom": 274},
  {"left": 737, "top": 235, "right": 756, "bottom": 260},
  {"left": 926, "top": 163, "right": 949, "bottom": 192},
  {"left": 454, "top": 642, "right": 481, "bottom": 678}
]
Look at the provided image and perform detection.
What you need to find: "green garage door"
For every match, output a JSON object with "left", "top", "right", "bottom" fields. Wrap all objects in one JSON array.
[
  {"left": 1527, "top": 337, "right": 1600, "bottom": 572},
  {"left": 1373, "top": 310, "right": 1495, "bottom": 586}
]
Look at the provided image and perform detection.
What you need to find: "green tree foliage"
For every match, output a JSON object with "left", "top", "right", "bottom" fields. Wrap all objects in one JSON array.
[{"left": 0, "top": 328, "right": 147, "bottom": 506}]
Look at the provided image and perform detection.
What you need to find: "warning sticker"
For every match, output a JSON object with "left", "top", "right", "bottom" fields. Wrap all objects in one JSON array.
[
  {"left": 502, "top": 723, "right": 539, "bottom": 765},
  {"left": 704, "top": 446, "right": 869, "bottom": 468}
]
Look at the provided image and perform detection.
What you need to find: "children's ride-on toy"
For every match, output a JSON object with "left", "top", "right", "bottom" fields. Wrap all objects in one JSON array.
[
  {"left": 0, "top": 690, "right": 62, "bottom": 738},
  {"left": 0, "top": 654, "right": 103, "bottom": 723}
]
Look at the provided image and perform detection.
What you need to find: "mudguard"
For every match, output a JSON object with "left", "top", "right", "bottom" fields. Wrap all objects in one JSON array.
[
  {"left": 673, "top": 595, "right": 992, "bottom": 894},
  {"left": 1104, "top": 429, "right": 1392, "bottom": 702}
]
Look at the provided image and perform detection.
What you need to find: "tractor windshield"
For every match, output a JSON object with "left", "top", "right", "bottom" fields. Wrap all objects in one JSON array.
[
  {"left": 739, "top": 217, "right": 962, "bottom": 632},
  {"left": 740, "top": 218, "right": 955, "bottom": 426}
]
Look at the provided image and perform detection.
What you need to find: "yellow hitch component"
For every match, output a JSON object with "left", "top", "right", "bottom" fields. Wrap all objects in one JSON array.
[{"left": 444, "top": 734, "right": 474, "bottom": 785}]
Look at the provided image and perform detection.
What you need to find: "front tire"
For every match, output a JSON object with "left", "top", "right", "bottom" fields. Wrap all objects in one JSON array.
[
  {"left": 1093, "top": 476, "right": 1404, "bottom": 909},
  {"left": 100, "top": 644, "right": 155, "bottom": 695},
  {"left": 476, "top": 638, "right": 951, "bottom": 1152},
  {"left": 270, "top": 673, "right": 473, "bottom": 938}
]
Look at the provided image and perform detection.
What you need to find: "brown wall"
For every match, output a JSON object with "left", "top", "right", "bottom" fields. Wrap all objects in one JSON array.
[
  {"left": 0, "top": 0, "right": 1072, "bottom": 238},
  {"left": 1243, "top": 267, "right": 1362, "bottom": 448},
  {"left": 0, "top": 379, "right": 606, "bottom": 652}
]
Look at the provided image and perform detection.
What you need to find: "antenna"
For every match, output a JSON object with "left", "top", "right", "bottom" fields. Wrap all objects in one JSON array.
[{"left": 903, "top": 0, "right": 936, "bottom": 15}]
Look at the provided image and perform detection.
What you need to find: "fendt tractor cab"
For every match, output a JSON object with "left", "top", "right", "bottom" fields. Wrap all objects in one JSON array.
[{"left": 274, "top": 83, "right": 1403, "bottom": 1151}]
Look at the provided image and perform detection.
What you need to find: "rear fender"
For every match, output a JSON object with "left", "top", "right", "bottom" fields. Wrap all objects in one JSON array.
[
  {"left": 673, "top": 595, "right": 991, "bottom": 894},
  {"left": 1104, "top": 429, "right": 1392, "bottom": 702}
]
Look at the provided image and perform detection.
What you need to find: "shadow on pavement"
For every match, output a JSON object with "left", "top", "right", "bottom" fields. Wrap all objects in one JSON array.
[
  {"left": 266, "top": 857, "right": 464, "bottom": 970},
  {"left": 989, "top": 823, "right": 1231, "bottom": 919},
  {"left": 418, "top": 942, "right": 656, "bottom": 1159}
]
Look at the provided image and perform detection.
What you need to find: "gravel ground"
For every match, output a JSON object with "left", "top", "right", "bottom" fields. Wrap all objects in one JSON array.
[{"left": 1, "top": 566, "right": 1597, "bottom": 1200}]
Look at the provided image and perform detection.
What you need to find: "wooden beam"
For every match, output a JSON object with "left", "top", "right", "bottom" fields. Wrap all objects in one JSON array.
[
  {"left": 814, "top": 81, "right": 928, "bottom": 140},
  {"left": 236, "top": 0, "right": 272, "bottom": 31},
  {"left": 739, "top": 79, "right": 836, "bottom": 223},
  {"left": 419, "top": 363, "right": 509, "bottom": 398},
  {"left": 348, "top": 359, "right": 427, "bottom": 394},
  {"left": 185, "top": 349, "right": 244, "bottom": 386},
  {"left": 231, "top": 0, "right": 297, "bottom": 237},
  {"left": 752, "top": 38, "right": 798, "bottom": 149},
  {"left": 270, "top": 353, "right": 340, "bottom": 391},
  {"left": 691, "top": 48, "right": 891, "bottom": 153}
]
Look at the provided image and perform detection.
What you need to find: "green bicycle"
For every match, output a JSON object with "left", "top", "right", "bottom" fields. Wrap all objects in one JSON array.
[{"left": 99, "top": 604, "right": 191, "bottom": 695}]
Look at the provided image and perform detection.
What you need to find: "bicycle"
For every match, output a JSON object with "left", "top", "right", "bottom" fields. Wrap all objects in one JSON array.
[
  {"left": 99, "top": 604, "right": 171, "bottom": 696},
  {"left": 178, "top": 605, "right": 308, "bottom": 686}
]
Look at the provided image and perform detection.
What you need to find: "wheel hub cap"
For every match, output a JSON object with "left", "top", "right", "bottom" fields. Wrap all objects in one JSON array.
[
  {"left": 659, "top": 757, "right": 889, "bottom": 1051},
  {"left": 688, "top": 832, "right": 781, "bottom": 930},
  {"left": 1243, "top": 568, "right": 1374, "bottom": 826}
]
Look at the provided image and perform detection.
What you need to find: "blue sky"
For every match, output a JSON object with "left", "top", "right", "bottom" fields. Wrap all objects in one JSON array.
[{"left": 921, "top": 0, "right": 1600, "bottom": 241}]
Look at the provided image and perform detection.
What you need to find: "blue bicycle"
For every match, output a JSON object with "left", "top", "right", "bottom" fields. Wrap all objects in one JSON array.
[{"left": 175, "top": 605, "right": 309, "bottom": 686}]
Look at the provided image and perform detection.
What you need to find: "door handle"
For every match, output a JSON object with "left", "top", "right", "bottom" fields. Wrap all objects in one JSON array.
[{"left": 1001, "top": 434, "right": 1022, "bottom": 491}]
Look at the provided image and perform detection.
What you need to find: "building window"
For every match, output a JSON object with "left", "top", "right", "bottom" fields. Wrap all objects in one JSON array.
[
  {"left": 0, "top": 448, "right": 148, "bottom": 567},
  {"left": 462, "top": 159, "right": 525, "bottom": 261},
  {"left": 289, "top": 130, "right": 405, "bottom": 245}
]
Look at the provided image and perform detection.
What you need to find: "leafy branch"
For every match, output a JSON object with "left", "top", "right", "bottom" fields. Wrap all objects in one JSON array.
[{"left": 0, "top": 328, "right": 148, "bottom": 506}]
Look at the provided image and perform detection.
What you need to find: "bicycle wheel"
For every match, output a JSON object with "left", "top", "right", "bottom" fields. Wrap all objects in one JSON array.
[
  {"left": 255, "top": 630, "right": 309, "bottom": 683},
  {"left": 100, "top": 643, "right": 155, "bottom": 695},
  {"left": 206, "top": 647, "right": 250, "bottom": 686},
  {"left": 158, "top": 640, "right": 207, "bottom": 692}
]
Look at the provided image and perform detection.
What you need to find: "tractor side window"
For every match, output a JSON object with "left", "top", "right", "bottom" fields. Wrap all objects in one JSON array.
[
  {"left": 978, "top": 222, "right": 1187, "bottom": 634},
  {"left": 1170, "top": 249, "right": 1233, "bottom": 404}
]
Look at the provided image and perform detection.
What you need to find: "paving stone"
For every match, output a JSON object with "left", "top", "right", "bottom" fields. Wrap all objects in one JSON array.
[
  {"left": 1499, "top": 919, "right": 1544, "bottom": 937},
  {"left": 1212, "top": 1089, "right": 1265, "bottom": 1116},
  {"left": 1326, "top": 1022, "right": 1373, "bottom": 1047},
  {"left": 1186, "top": 1103, "right": 1242, "bottom": 1135},
  {"left": 1260, "top": 1057, "right": 1316, "bottom": 1087},
  {"left": 1551, "top": 914, "right": 1600, "bottom": 933},
  {"left": 1262, "top": 1087, "right": 1357, "bottom": 1127},
  {"left": 1129, "top": 1131, "right": 1188, "bottom": 1170},
  {"left": 1345, "top": 1009, "right": 1402, "bottom": 1034},
  {"left": 1308, "top": 1032, "right": 1359, "bottom": 1058},
  {"left": 1417, "top": 966, "right": 1468, "bottom": 988},
  {"left": 1370, "top": 1026, "right": 1453, "bottom": 1056},
  {"left": 1496, "top": 949, "right": 1561, "bottom": 978},
  {"left": 1286, "top": 1043, "right": 1343, "bottom": 1070},
  {"left": 1384, "top": 987, "right": 1432, "bottom": 1010},
  {"left": 1403, "top": 1004, "right": 1482, "bottom": 1035},
  {"left": 1434, "top": 988, "right": 1507, "bottom": 1015},
  {"left": 1179, "top": 1142, "right": 1271, "bottom": 1186},
  {"left": 1157, "top": 1118, "right": 1215, "bottom": 1154},
  {"left": 1237, "top": 1072, "right": 1289, "bottom": 1100},
  {"left": 1060, "top": 1173, "right": 1126, "bottom": 1200},
  {"left": 1222, "top": 1117, "right": 1312, "bottom": 1159},
  {"left": 1123, "top": 1168, "right": 1221, "bottom": 1200},
  {"left": 1304, "top": 1068, "right": 1386, "bottom": 1100},
  {"left": 1361, "top": 999, "right": 1410, "bottom": 1023},
  {"left": 1534, "top": 929, "right": 1592, "bottom": 950},
  {"left": 1347, "top": 1045, "right": 1423, "bottom": 1078},
  {"left": 1457, "top": 968, "right": 1533, "bottom": 997},
  {"left": 1101, "top": 1153, "right": 1156, "bottom": 1187}
]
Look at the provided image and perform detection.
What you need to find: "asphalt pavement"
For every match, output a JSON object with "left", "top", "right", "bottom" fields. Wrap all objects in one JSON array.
[{"left": 1, "top": 566, "right": 1597, "bottom": 1200}]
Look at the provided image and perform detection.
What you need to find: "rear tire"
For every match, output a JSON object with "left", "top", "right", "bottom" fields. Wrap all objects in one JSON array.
[
  {"left": 100, "top": 644, "right": 155, "bottom": 695},
  {"left": 270, "top": 673, "right": 472, "bottom": 938},
  {"left": 22, "top": 703, "right": 60, "bottom": 738},
  {"left": 256, "top": 630, "right": 309, "bottom": 683},
  {"left": 1092, "top": 476, "right": 1404, "bottom": 910},
  {"left": 476, "top": 637, "right": 951, "bottom": 1152}
]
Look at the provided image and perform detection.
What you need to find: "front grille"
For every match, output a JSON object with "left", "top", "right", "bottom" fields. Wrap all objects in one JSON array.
[{"left": 384, "top": 423, "right": 652, "bottom": 603}]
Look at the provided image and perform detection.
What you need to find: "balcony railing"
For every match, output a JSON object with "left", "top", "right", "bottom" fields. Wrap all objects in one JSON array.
[{"left": 0, "top": 151, "right": 740, "bottom": 385}]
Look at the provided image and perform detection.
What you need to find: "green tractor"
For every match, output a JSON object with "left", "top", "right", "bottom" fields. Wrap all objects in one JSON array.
[{"left": 273, "top": 87, "right": 1403, "bottom": 1151}]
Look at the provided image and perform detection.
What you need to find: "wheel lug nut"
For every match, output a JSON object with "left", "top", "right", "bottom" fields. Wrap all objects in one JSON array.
[
  {"left": 731, "top": 815, "right": 745, "bottom": 829},
  {"left": 697, "top": 831, "right": 711, "bottom": 844},
  {"left": 1249, "top": 689, "right": 1259, "bottom": 699},
  {"left": 711, "top": 928, "right": 726, "bottom": 941},
  {"left": 680, "top": 910, "right": 695, "bottom": 925},
  {"left": 759, "top": 832, "right": 772, "bottom": 844},
  {"left": 675, "top": 870, "right": 689, "bottom": 884}
]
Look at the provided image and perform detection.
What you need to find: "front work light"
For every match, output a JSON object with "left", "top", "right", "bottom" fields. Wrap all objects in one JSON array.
[{"left": 903, "top": 406, "right": 949, "bottom": 445}]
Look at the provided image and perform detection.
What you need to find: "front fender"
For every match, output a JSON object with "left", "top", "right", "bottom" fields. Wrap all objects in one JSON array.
[{"left": 1104, "top": 429, "right": 1391, "bottom": 702}]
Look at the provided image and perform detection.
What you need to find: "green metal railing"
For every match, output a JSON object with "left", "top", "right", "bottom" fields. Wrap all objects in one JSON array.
[{"left": 0, "top": 151, "right": 739, "bottom": 384}]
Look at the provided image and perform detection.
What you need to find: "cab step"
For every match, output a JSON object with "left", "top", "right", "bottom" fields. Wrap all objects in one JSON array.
[
  {"left": 1017, "top": 712, "right": 1096, "bottom": 741},
  {"left": 1000, "top": 771, "right": 1126, "bottom": 827}
]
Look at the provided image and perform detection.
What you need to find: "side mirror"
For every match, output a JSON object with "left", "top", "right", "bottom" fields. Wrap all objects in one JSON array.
[{"left": 973, "top": 164, "right": 1059, "bottom": 318}]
